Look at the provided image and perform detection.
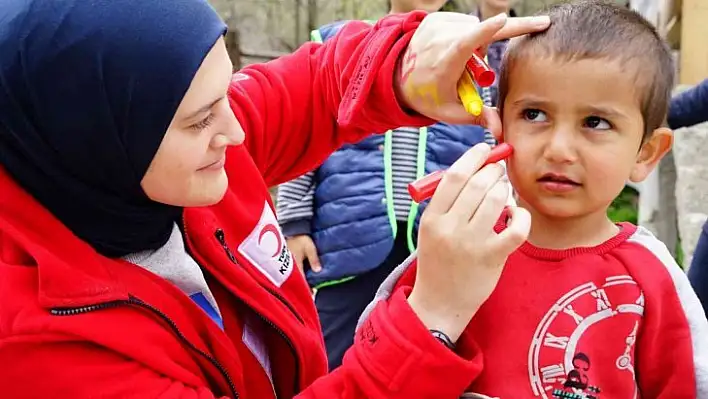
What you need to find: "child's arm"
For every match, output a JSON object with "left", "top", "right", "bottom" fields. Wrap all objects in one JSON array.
[
  {"left": 667, "top": 78, "right": 708, "bottom": 130},
  {"left": 628, "top": 232, "right": 708, "bottom": 397},
  {"left": 276, "top": 171, "right": 317, "bottom": 239}
]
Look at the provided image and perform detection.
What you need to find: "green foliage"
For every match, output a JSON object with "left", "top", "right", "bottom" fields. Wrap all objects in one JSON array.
[
  {"left": 676, "top": 240, "right": 684, "bottom": 268},
  {"left": 607, "top": 186, "right": 638, "bottom": 224},
  {"left": 607, "top": 186, "right": 684, "bottom": 267},
  {"left": 440, "top": 0, "right": 462, "bottom": 12}
]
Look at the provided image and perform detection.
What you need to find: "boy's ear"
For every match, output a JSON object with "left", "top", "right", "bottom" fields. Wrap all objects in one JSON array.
[{"left": 629, "top": 127, "right": 673, "bottom": 183}]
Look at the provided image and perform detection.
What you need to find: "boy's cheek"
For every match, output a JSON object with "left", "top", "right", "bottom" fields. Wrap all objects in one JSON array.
[
  {"left": 500, "top": 116, "right": 515, "bottom": 141},
  {"left": 499, "top": 118, "right": 527, "bottom": 144},
  {"left": 504, "top": 159, "right": 525, "bottom": 191},
  {"left": 502, "top": 131, "right": 530, "bottom": 162}
]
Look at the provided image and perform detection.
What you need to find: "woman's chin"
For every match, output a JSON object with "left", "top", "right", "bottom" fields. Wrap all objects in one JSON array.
[
  {"left": 166, "top": 175, "right": 229, "bottom": 208},
  {"left": 191, "top": 179, "right": 229, "bottom": 207}
]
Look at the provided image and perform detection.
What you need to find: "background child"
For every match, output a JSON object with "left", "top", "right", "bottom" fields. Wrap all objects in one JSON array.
[
  {"left": 668, "top": 78, "right": 708, "bottom": 315},
  {"left": 358, "top": 0, "right": 708, "bottom": 397},
  {"left": 275, "top": 0, "right": 500, "bottom": 371}
]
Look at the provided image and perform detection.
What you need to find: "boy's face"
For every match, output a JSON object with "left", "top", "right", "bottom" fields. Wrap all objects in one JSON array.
[{"left": 502, "top": 56, "right": 671, "bottom": 220}]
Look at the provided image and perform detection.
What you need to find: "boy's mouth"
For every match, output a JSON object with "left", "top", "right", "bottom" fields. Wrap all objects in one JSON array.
[{"left": 537, "top": 173, "right": 581, "bottom": 191}]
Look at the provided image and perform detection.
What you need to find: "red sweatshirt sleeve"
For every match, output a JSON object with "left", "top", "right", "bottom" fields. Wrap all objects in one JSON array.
[
  {"left": 624, "top": 234, "right": 708, "bottom": 398},
  {"left": 296, "top": 287, "right": 484, "bottom": 399},
  {"left": 226, "top": 12, "right": 434, "bottom": 187},
  {"left": 634, "top": 275, "right": 697, "bottom": 398}
]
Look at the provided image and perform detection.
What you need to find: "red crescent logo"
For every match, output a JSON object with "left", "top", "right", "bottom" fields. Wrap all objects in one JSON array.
[{"left": 258, "top": 223, "right": 283, "bottom": 258}]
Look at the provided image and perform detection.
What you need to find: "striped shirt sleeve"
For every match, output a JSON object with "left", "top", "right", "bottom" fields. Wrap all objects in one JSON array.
[
  {"left": 481, "top": 85, "right": 497, "bottom": 147},
  {"left": 275, "top": 171, "right": 317, "bottom": 236}
]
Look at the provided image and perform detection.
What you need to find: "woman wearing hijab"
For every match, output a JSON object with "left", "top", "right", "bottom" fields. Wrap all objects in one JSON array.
[{"left": 0, "top": 0, "right": 547, "bottom": 397}]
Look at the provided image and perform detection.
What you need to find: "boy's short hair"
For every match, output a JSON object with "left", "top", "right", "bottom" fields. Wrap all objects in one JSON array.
[{"left": 498, "top": 0, "right": 675, "bottom": 140}]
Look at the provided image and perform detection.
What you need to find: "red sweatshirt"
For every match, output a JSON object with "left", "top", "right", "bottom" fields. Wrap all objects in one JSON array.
[
  {"left": 0, "top": 12, "right": 483, "bottom": 399},
  {"left": 362, "top": 215, "right": 708, "bottom": 398}
]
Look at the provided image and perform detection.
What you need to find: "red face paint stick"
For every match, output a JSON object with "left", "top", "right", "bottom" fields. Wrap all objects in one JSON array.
[
  {"left": 466, "top": 52, "right": 496, "bottom": 88},
  {"left": 407, "top": 143, "right": 513, "bottom": 203}
]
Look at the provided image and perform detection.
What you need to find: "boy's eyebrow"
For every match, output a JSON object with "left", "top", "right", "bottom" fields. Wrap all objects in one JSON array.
[
  {"left": 510, "top": 97, "right": 551, "bottom": 108},
  {"left": 582, "top": 105, "right": 626, "bottom": 120}
]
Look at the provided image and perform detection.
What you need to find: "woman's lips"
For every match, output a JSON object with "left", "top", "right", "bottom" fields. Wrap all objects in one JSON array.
[{"left": 199, "top": 156, "right": 225, "bottom": 171}]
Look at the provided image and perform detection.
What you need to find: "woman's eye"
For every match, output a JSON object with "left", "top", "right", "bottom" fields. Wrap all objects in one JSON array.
[
  {"left": 584, "top": 116, "right": 612, "bottom": 130},
  {"left": 190, "top": 113, "right": 215, "bottom": 131},
  {"left": 523, "top": 109, "right": 547, "bottom": 122}
]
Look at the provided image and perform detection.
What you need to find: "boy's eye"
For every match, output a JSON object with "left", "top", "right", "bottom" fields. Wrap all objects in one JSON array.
[
  {"left": 522, "top": 109, "right": 547, "bottom": 122},
  {"left": 584, "top": 116, "right": 611, "bottom": 130}
]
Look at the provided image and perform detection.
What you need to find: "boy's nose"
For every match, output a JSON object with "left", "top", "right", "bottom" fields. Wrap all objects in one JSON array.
[{"left": 543, "top": 128, "right": 578, "bottom": 164}]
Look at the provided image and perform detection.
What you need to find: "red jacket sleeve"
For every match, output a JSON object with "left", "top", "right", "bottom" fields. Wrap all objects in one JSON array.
[
  {"left": 296, "top": 287, "right": 484, "bottom": 399},
  {"left": 0, "top": 334, "right": 227, "bottom": 399},
  {"left": 0, "top": 299, "right": 482, "bottom": 399},
  {"left": 226, "top": 12, "right": 434, "bottom": 187},
  {"left": 0, "top": 294, "right": 482, "bottom": 399}
]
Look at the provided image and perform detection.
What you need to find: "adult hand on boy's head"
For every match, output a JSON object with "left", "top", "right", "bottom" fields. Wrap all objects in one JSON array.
[
  {"left": 407, "top": 143, "right": 531, "bottom": 343},
  {"left": 396, "top": 12, "right": 550, "bottom": 133}
]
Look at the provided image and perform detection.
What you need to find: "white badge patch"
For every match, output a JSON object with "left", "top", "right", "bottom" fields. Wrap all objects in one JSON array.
[{"left": 238, "top": 201, "right": 294, "bottom": 287}]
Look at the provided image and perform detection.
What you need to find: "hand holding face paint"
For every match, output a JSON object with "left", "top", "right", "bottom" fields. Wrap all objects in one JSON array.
[
  {"left": 407, "top": 143, "right": 531, "bottom": 344},
  {"left": 396, "top": 12, "right": 550, "bottom": 130},
  {"left": 397, "top": 11, "right": 546, "bottom": 344}
]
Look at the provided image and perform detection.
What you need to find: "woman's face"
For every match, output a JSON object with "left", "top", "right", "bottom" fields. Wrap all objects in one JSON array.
[{"left": 141, "top": 37, "right": 244, "bottom": 207}]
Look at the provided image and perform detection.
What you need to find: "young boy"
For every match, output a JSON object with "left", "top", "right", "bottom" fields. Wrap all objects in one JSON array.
[{"left": 357, "top": 0, "right": 708, "bottom": 397}]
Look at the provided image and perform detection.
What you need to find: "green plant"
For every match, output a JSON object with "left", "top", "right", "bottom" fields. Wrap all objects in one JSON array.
[
  {"left": 440, "top": 1, "right": 461, "bottom": 12},
  {"left": 607, "top": 185, "right": 639, "bottom": 224},
  {"left": 676, "top": 240, "right": 684, "bottom": 268},
  {"left": 606, "top": 186, "right": 684, "bottom": 266}
]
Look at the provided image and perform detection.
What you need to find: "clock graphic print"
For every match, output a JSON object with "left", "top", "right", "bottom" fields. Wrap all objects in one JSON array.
[{"left": 527, "top": 275, "right": 644, "bottom": 399}]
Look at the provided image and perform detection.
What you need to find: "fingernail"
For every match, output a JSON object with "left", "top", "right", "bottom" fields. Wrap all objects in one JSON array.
[
  {"left": 533, "top": 16, "right": 551, "bottom": 27},
  {"left": 476, "top": 142, "right": 492, "bottom": 153},
  {"left": 491, "top": 13, "right": 507, "bottom": 23}
]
